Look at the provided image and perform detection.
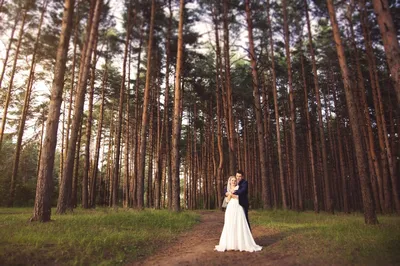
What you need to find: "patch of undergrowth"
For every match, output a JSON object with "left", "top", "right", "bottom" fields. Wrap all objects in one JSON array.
[
  {"left": 252, "top": 210, "right": 400, "bottom": 265},
  {"left": 0, "top": 207, "right": 199, "bottom": 265}
]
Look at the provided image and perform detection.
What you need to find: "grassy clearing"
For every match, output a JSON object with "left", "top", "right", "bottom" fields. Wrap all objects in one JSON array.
[
  {"left": 252, "top": 210, "right": 400, "bottom": 265},
  {"left": 0, "top": 207, "right": 199, "bottom": 265}
]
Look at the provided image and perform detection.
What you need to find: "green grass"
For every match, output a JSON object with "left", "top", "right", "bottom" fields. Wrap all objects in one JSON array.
[
  {"left": 251, "top": 210, "right": 400, "bottom": 265},
  {"left": 0, "top": 207, "right": 199, "bottom": 265}
]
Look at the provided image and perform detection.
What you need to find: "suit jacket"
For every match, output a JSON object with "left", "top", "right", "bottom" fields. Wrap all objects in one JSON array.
[{"left": 233, "top": 179, "right": 249, "bottom": 210}]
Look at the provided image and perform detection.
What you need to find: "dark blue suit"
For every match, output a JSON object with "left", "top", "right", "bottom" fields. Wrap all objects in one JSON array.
[{"left": 233, "top": 179, "right": 250, "bottom": 230}]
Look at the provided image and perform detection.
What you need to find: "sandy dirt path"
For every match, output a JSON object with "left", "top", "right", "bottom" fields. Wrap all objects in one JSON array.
[{"left": 130, "top": 211, "right": 297, "bottom": 266}]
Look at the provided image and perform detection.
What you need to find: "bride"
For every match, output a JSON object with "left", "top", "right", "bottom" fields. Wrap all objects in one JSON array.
[{"left": 215, "top": 176, "right": 262, "bottom": 252}]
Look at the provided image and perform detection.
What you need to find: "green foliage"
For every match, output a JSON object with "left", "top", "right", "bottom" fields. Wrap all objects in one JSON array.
[
  {"left": 0, "top": 141, "right": 59, "bottom": 207},
  {"left": 252, "top": 210, "right": 400, "bottom": 265},
  {"left": 0, "top": 208, "right": 199, "bottom": 265}
]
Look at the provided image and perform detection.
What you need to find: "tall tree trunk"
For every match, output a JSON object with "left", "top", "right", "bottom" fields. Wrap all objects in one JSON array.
[
  {"left": 137, "top": 0, "right": 156, "bottom": 209},
  {"left": 123, "top": 45, "right": 132, "bottom": 209},
  {"left": 305, "top": 0, "right": 330, "bottom": 213},
  {"left": 347, "top": 6, "right": 382, "bottom": 213},
  {"left": 0, "top": 6, "right": 28, "bottom": 150},
  {"left": 131, "top": 23, "right": 144, "bottom": 208},
  {"left": 171, "top": 0, "right": 185, "bottom": 212},
  {"left": 332, "top": 86, "right": 349, "bottom": 213},
  {"left": 37, "top": 108, "right": 46, "bottom": 177},
  {"left": 213, "top": 3, "right": 224, "bottom": 208},
  {"left": 245, "top": 0, "right": 270, "bottom": 209},
  {"left": 113, "top": 0, "right": 133, "bottom": 208},
  {"left": 65, "top": 0, "right": 81, "bottom": 163},
  {"left": 222, "top": 0, "right": 236, "bottom": 174},
  {"left": 153, "top": 61, "right": 161, "bottom": 209},
  {"left": 155, "top": 0, "right": 172, "bottom": 209},
  {"left": 372, "top": 0, "right": 400, "bottom": 104},
  {"left": 282, "top": 0, "right": 298, "bottom": 211},
  {"left": 9, "top": 0, "right": 48, "bottom": 207},
  {"left": 267, "top": 0, "right": 287, "bottom": 209},
  {"left": 359, "top": 0, "right": 391, "bottom": 213},
  {"left": 0, "top": 11, "right": 20, "bottom": 119},
  {"left": 370, "top": 0, "right": 400, "bottom": 212},
  {"left": 83, "top": 36, "right": 98, "bottom": 209},
  {"left": 300, "top": 46, "right": 318, "bottom": 213},
  {"left": 58, "top": 0, "right": 102, "bottom": 214},
  {"left": 327, "top": 0, "right": 378, "bottom": 224},
  {"left": 71, "top": 122, "right": 83, "bottom": 208},
  {"left": 31, "top": 0, "right": 75, "bottom": 222},
  {"left": 91, "top": 64, "right": 107, "bottom": 207},
  {"left": 146, "top": 87, "right": 155, "bottom": 208}
]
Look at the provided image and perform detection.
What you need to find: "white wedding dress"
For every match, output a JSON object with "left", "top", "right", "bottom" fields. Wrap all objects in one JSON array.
[{"left": 215, "top": 197, "right": 262, "bottom": 252}]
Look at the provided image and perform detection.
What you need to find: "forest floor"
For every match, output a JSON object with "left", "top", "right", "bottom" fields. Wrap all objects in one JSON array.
[
  {"left": 131, "top": 210, "right": 293, "bottom": 266},
  {"left": 131, "top": 210, "right": 400, "bottom": 266},
  {"left": 1, "top": 208, "right": 399, "bottom": 265}
]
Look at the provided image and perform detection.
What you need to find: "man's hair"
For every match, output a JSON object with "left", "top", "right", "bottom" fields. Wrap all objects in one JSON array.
[{"left": 236, "top": 170, "right": 244, "bottom": 176}]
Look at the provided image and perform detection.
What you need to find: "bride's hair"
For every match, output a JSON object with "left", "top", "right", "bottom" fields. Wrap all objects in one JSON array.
[{"left": 227, "top": 176, "right": 236, "bottom": 192}]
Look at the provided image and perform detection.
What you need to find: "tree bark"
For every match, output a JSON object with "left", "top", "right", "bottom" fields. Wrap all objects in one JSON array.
[
  {"left": 222, "top": 0, "right": 236, "bottom": 174},
  {"left": 0, "top": 6, "right": 28, "bottom": 150},
  {"left": 113, "top": 0, "right": 133, "bottom": 208},
  {"left": 31, "top": 0, "right": 75, "bottom": 222},
  {"left": 91, "top": 63, "right": 107, "bottom": 207},
  {"left": 171, "top": 0, "right": 185, "bottom": 212},
  {"left": 245, "top": 0, "right": 270, "bottom": 209},
  {"left": 300, "top": 46, "right": 318, "bottom": 213},
  {"left": 282, "top": 0, "right": 298, "bottom": 211},
  {"left": 137, "top": 0, "right": 156, "bottom": 209},
  {"left": 266, "top": 0, "right": 287, "bottom": 209},
  {"left": 83, "top": 36, "right": 99, "bottom": 209},
  {"left": 327, "top": 0, "right": 377, "bottom": 224},
  {"left": 213, "top": 5, "right": 224, "bottom": 209},
  {"left": 0, "top": 11, "right": 20, "bottom": 128},
  {"left": 58, "top": 0, "right": 102, "bottom": 214},
  {"left": 305, "top": 0, "right": 331, "bottom": 213},
  {"left": 9, "top": 0, "right": 48, "bottom": 207},
  {"left": 372, "top": 0, "right": 400, "bottom": 104}
]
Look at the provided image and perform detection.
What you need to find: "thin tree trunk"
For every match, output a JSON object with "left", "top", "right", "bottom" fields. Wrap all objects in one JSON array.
[
  {"left": 332, "top": 86, "right": 349, "bottom": 213},
  {"left": 37, "top": 108, "right": 46, "bottom": 177},
  {"left": 327, "top": 0, "right": 378, "bottom": 224},
  {"left": 131, "top": 23, "right": 144, "bottom": 208},
  {"left": 359, "top": 0, "right": 390, "bottom": 213},
  {"left": 305, "top": 0, "right": 331, "bottom": 213},
  {"left": 9, "top": 0, "right": 48, "bottom": 207},
  {"left": 0, "top": 6, "right": 28, "bottom": 150},
  {"left": 369, "top": 0, "right": 400, "bottom": 212},
  {"left": 171, "top": 0, "right": 185, "bottom": 212},
  {"left": 266, "top": 0, "right": 286, "bottom": 209},
  {"left": 71, "top": 122, "right": 83, "bottom": 208},
  {"left": 0, "top": 11, "right": 20, "bottom": 123},
  {"left": 137, "top": 0, "right": 156, "bottom": 209},
  {"left": 91, "top": 64, "right": 107, "bottom": 207},
  {"left": 31, "top": 0, "right": 75, "bottom": 222},
  {"left": 113, "top": 0, "right": 133, "bottom": 208},
  {"left": 123, "top": 44, "right": 132, "bottom": 209},
  {"left": 155, "top": 0, "right": 172, "bottom": 209},
  {"left": 222, "top": 0, "right": 236, "bottom": 174},
  {"left": 347, "top": 7, "right": 382, "bottom": 213},
  {"left": 58, "top": 0, "right": 102, "bottom": 214},
  {"left": 65, "top": 0, "right": 81, "bottom": 171},
  {"left": 282, "top": 0, "right": 298, "bottom": 211},
  {"left": 83, "top": 36, "right": 99, "bottom": 209},
  {"left": 245, "top": 0, "right": 270, "bottom": 209},
  {"left": 300, "top": 47, "right": 318, "bottom": 213}
]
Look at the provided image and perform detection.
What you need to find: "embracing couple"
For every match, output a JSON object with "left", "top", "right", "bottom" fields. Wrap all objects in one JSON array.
[{"left": 215, "top": 170, "right": 262, "bottom": 252}]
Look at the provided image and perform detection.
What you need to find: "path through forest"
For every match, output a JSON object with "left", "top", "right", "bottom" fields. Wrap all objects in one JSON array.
[{"left": 131, "top": 211, "right": 300, "bottom": 266}]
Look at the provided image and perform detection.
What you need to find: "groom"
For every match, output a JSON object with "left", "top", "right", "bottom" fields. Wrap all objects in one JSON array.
[{"left": 229, "top": 170, "right": 251, "bottom": 230}]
